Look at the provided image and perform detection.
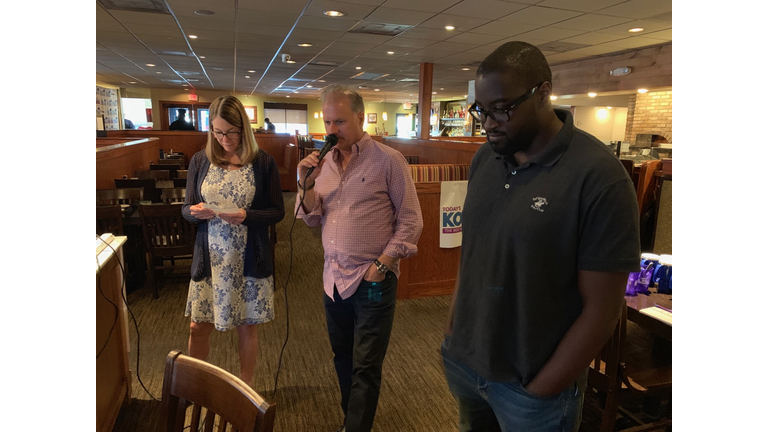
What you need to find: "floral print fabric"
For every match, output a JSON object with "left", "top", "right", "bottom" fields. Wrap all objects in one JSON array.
[{"left": 185, "top": 164, "right": 274, "bottom": 330}]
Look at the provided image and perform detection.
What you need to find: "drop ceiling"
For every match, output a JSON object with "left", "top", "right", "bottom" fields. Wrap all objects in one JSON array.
[{"left": 96, "top": 0, "right": 672, "bottom": 103}]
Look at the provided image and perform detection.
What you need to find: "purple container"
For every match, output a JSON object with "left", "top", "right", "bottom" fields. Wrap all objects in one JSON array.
[{"left": 625, "top": 272, "right": 640, "bottom": 296}]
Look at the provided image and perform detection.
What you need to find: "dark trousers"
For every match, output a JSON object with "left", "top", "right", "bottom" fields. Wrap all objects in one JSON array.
[{"left": 324, "top": 272, "right": 398, "bottom": 432}]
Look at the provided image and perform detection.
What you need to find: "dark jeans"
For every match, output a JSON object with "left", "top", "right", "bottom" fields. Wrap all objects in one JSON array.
[{"left": 324, "top": 271, "right": 398, "bottom": 432}]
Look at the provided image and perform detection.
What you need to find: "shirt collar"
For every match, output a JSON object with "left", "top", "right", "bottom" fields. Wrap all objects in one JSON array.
[
  {"left": 331, "top": 131, "right": 372, "bottom": 159},
  {"left": 496, "top": 109, "right": 574, "bottom": 169}
]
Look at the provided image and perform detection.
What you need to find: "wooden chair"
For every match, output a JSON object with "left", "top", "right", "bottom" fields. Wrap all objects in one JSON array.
[
  {"left": 97, "top": 188, "right": 143, "bottom": 206},
  {"left": 158, "top": 159, "right": 186, "bottom": 169},
  {"left": 152, "top": 163, "right": 180, "bottom": 178},
  {"left": 96, "top": 205, "right": 124, "bottom": 236},
  {"left": 115, "top": 178, "right": 161, "bottom": 203},
  {"left": 173, "top": 178, "right": 188, "bottom": 188},
  {"left": 161, "top": 188, "right": 186, "bottom": 204},
  {"left": 588, "top": 301, "right": 672, "bottom": 432},
  {"left": 636, "top": 160, "right": 662, "bottom": 251},
  {"left": 139, "top": 204, "right": 196, "bottom": 298},
  {"left": 161, "top": 349, "right": 276, "bottom": 432},
  {"left": 404, "top": 155, "right": 420, "bottom": 164},
  {"left": 136, "top": 169, "right": 170, "bottom": 180}
]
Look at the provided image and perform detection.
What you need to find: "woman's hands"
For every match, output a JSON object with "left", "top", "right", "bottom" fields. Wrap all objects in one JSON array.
[
  {"left": 190, "top": 203, "right": 246, "bottom": 225},
  {"left": 219, "top": 209, "right": 246, "bottom": 226},
  {"left": 190, "top": 203, "right": 216, "bottom": 220}
]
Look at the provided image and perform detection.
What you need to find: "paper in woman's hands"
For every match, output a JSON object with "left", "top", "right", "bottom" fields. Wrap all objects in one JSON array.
[{"left": 202, "top": 203, "right": 240, "bottom": 215}]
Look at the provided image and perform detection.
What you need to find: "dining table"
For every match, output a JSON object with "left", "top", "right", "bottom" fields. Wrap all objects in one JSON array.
[{"left": 625, "top": 289, "right": 672, "bottom": 341}]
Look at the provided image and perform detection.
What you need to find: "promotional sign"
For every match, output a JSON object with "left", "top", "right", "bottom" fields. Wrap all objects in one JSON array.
[{"left": 440, "top": 181, "right": 468, "bottom": 248}]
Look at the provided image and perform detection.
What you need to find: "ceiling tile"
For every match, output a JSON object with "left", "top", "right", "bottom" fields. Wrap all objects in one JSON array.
[
  {"left": 535, "top": 0, "right": 626, "bottom": 13},
  {"left": 498, "top": 6, "right": 584, "bottom": 26},
  {"left": 472, "top": 21, "right": 541, "bottom": 37},
  {"left": 550, "top": 13, "right": 634, "bottom": 32},
  {"left": 597, "top": 0, "right": 673, "bottom": 20},
  {"left": 363, "top": 7, "right": 437, "bottom": 26},
  {"left": 442, "top": 0, "right": 529, "bottom": 20},
  {"left": 380, "top": 0, "right": 462, "bottom": 13}
]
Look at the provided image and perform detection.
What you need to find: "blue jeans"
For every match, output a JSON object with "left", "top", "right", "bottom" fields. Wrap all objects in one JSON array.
[
  {"left": 441, "top": 336, "right": 586, "bottom": 432},
  {"left": 324, "top": 272, "right": 398, "bottom": 432}
]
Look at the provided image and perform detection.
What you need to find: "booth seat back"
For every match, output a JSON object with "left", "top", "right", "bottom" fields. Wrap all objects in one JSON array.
[{"left": 409, "top": 164, "right": 470, "bottom": 183}]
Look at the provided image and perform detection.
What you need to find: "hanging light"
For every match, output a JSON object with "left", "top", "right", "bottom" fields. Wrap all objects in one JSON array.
[
  {"left": 320, "top": 111, "right": 323, "bottom": 118},
  {"left": 382, "top": 112, "right": 388, "bottom": 121},
  {"left": 314, "top": 112, "right": 319, "bottom": 119}
]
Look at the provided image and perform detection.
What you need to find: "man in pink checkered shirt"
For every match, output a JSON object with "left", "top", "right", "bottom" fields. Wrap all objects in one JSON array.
[{"left": 296, "top": 84, "right": 423, "bottom": 432}]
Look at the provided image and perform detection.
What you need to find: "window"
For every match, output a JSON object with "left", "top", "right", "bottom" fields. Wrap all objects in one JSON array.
[
  {"left": 121, "top": 98, "right": 152, "bottom": 129},
  {"left": 264, "top": 102, "right": 308, "bottom": 134}
]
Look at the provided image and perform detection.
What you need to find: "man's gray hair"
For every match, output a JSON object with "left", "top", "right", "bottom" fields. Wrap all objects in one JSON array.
[{"left": 320, "top": 84, "right": 365, "bottom": 114}]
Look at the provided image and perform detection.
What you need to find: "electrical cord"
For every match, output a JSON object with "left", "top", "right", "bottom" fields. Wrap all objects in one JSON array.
[
  {"left": 96, "top": 236, "right": 160, "bottom": 401},
  {"left": 270, "top": 171, "right": 311, "bottom": 399}
]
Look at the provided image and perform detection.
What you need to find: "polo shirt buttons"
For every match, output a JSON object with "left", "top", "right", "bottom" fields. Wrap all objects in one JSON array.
[{"left": 505, "top": 184, "right": 510, "bottom": 189}]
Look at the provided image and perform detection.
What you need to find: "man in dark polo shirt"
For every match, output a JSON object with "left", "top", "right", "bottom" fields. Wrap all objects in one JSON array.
[{"left": 442, "top": 41, "right": 640, "bottom": 431}]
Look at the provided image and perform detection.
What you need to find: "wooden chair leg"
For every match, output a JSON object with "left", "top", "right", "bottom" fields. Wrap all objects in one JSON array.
[{"left": 599, "top": 390, "right": 620, "bottom": 432}]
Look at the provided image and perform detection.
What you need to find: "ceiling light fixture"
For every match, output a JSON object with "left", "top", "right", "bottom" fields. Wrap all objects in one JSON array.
[
  {"left": 588, "top": 92, "right": 597, "bottom": 97},
  {"left": 550, "top": 95, "right": 558, "bottom": 100},
  {"left": 356, "top": 66, "right": 362, "bottom": 70},
  {"left": 324, "top": 10, "right": 345, "bottom": 17},
  {"left": 297, "top": 43, "right": 313, "bottom": 47},
  {"left": 248, "top": 70, "right": 255, "bottom": 73},
  {"left": 382, "top": 112, "right": 388, "bottom": 121},
  {"left": 387, "top": 51, "right": 394, "bottom": 55},
  {"left": 445, "top": 25, "right": 455, "bottom": 30},
  {"left": 189, "top": 35, "right": 198, "bottom": 39},
  {"left": 638, "top": 88, "right": 649, "bottom": 93},
  {"left": 314, "top": 112, "right": 319, "bottom": 119},
  {"left": 199, "top": 56, "right": 206, "bottom": 59},
  {"left": 628, "top": 27, "right": 644, "bottom": 33},
  {"left": 245, "top": 76, "right": 250, "bottom": 78},
  {"left": 462, "top": 68, "right": 470, "bottom": 71},
  {"left": 146, "top": 63, "right": 155, "bottom": 67}
]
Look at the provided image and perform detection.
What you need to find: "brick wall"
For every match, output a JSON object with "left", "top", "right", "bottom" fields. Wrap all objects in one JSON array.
[{"left": 624, "top": 91, "right": 673, "bottom": 143}]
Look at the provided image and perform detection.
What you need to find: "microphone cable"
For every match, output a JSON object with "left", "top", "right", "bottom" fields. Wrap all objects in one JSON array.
[
  {"left": 270, "top": 169, "right": 312, "bottom": 399},
  {"left": 96, "top": 235, "right": 160, "bottom": 401}
]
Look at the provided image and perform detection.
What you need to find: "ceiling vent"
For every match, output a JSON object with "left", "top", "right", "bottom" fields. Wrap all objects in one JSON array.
[
  {"left": 351, "top": 72, "right": 384, "bottom": 80},
  {"left": 161, "top": 51, "right": 188, "bottom": 56},
  {"left": 349, "top": 22, "right": 413, "bottom": 37},
  {"left": 98, "top": 0, "right": 170, "bottom": 14},
  {"left": 308, "top": 60, "right": 340, "bottom": 67}
]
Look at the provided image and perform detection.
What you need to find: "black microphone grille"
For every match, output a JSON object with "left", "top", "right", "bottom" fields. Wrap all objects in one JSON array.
[{"left": 326, "top": 134, "right": 338, "bottom": 145}]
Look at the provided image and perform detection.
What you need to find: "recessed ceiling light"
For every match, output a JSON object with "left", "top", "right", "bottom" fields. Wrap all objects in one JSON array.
[
  {"left": 374, "top": 89, "right": 380, "bottom": 91},
  {"left": 297, "top": 43, "right": 313, "bottom": 47},
  {"left": 156, "top": 72, "right": 162, "bottom": 74},
  {"left": 638, "top": 88, "right": 648, "bottom": 93},
  {"left": 588, "top": 92, "right": 597, "bottom": 97},
  {"left": 248, "top": 70, "right": 255, "bottom": 73},
  {"left": 550, "top": 95, "right": 558, "bottom": 100},
  {"left": 440, "top": 88, "right": 444, "bottom": 90},
  {"left": 194, "top": 10, "right": 215, "bottom": 16},
  {"left": 445, "top": 25, "right": 455, "bottom": 30},
  {"left": 245, "top": 76, "right": 250, "bottom": 79},
  {"left": 318, "top": 80, "right": 326, "bottom": 83},
  {"left": 189, "top": 35, "right": 198, "bottom": 39},
  {"left": 286, "top": 60, "right": 296, "bottom": 64},
  {"left": 199, "top": 56, "right": 206, "bottom": 59},
  {"left": 432, "top": 92, "right": 437, "bottom": 94},
  {"left": 356, "top": 66, "right": 362, "bottom": 70},
  {"left": 324, "top": 10, "right": 345, "bottom": 17},
  {"left": 286, "top": 96, "right": 291, "bottom": 98},
  {"left": 628, "top": 27, "right": 644, "bottom": 33},
  {"left": 146, "top": 63, "right": 155, "bottom": 67},
  {"left": 307, "top": 85, "right": 313, "bottom": 88},
  {"left": 607, "top": 106, "right": 613, "bottom": 110},
  {"left": 129, "top": 81, "right": 136, "bottom": 84},
  {"left": 387, "top": 51, "right": 394, "bottom": 55},
  {"left": 461, "top": 68, "right": 470, "bottom": 71}
]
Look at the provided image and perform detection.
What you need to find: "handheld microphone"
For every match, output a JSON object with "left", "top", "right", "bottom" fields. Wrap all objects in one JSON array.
[{"left": 305, "top": 134, "right": 338, "bottom": 178}]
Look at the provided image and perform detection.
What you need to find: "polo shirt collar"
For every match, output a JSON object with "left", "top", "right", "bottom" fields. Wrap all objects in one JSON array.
[{"left": 496, "top": 109, "right": 574, "bottom": 169}]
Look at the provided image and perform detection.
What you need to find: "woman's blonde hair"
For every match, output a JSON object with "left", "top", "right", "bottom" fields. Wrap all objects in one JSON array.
[{"left": 205, "top": 95, "right": 259, "bottom": 166}]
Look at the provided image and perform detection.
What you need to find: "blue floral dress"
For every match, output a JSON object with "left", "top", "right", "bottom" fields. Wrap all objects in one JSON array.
[{"left": 185, "top": 164, "right": 275, "bottom": 331}]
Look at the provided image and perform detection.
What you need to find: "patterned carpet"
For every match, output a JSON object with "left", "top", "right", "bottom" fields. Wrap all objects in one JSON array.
[{"left": 111, "top": 193, "right": 668, "bottom": 432}]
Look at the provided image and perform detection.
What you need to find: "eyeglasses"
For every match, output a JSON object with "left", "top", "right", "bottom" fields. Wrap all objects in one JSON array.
[
  {"left": 213, "top": 130, "right": 242, "bottom": 139},
  {"left": 468, "top": 82, "right": 544, "bottom": 123}
]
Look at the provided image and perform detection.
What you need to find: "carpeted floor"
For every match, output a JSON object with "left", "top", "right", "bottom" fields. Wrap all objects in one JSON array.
[{"left": 111, "top": 193, "right": 668, "bottom": 432}]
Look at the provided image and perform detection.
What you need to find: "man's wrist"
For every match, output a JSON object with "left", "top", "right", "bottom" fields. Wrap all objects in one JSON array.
[
  {"left": 298, "top": 179, "right": 315, "bottom": 190},
  {"left": 374, "top": 259, "right": 390, "bottom": 274}
]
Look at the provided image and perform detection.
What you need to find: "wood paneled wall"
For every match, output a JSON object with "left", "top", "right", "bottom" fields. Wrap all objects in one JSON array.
[
  {"left": 104, "top": 130, "right": 208, "bottom": 161},
  {"left": 96, "top": 138, "right": 160, "bottom": 189},
  {"left": 380, "top": 137, "right": 482, "bottom": 165},
  {"left": 398, "top": 182, "right": 461, "bottom": 299}
]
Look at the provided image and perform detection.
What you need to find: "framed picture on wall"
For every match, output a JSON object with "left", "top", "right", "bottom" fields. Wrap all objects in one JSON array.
[
  {"left": 244, "top": 106, "right": 257, "bottom": 123},
  {"left": 367, "top": 113, "right": 377, "bottom": 124}
]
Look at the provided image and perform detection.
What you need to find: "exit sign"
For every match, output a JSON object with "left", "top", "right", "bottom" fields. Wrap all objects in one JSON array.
[{"left": 188, "top": 94, "right": 198, "bottom": 102}]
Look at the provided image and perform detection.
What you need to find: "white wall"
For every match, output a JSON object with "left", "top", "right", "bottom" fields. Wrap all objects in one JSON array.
[{"left": 573, "top": 106, "right": 628, "bottom": 143}]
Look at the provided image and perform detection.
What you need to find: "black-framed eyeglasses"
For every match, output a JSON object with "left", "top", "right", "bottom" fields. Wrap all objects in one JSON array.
[
  {"left": 468, "top": 82, "right": 544, "bottom": 123},
  {"left": 213, "top": 130, "right": 242, "bottom": 139}
]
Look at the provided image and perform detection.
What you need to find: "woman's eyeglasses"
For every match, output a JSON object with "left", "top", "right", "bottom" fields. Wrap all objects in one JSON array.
[
  {"left": 468, "top": 82, "right": 543, "bottom": 123},
  {"left": 213, "top": 130, "right": 242, "bottom": 139}
]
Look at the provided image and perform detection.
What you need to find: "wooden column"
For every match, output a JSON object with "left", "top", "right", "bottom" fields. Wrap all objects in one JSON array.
[{"left": 418, "top": 62, "right": 433, "bottom": 140}]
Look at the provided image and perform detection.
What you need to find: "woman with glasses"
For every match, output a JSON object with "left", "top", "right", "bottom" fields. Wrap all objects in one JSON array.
[{"left": 181, "top": 95, "right": 285, "bottom": 385}]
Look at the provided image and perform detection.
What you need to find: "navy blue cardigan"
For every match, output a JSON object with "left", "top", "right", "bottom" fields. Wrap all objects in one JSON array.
[{"left": 182, "top": 150, "right": 285, "bottom": 281}]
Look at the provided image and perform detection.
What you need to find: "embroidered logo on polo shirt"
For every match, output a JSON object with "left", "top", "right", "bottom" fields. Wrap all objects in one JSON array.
[{"left": 531, "top": 197, "right": 548, "bottom": 212}]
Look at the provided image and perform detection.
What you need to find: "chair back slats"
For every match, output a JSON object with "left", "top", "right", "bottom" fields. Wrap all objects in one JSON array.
[
  {"left": 177, "top": 170, "right": 188, "bottom": 179},
  {"left": 161, "top": 350, "right": 276, "bottom": 432},
  {"left": 115, "top": 179, "right": 161, "bottom": 203},
  {"left": 97, "top": 188, "right": 143, "bottom": 206},
  {"left": 161, "top": 188, "right": 186, "bottom": 204},
  {"left": 96, "top": 205, "right": 124, "bottom": 236}
]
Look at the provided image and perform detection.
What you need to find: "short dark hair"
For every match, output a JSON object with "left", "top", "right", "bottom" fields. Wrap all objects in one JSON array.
[{"left": 477, "top": 41, "right": 552, "bottom": 90}]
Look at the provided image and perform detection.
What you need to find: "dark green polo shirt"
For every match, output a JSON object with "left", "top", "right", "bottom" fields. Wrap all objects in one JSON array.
[{"left": 446, "top": 109, "right": 640, "bottom": 384}]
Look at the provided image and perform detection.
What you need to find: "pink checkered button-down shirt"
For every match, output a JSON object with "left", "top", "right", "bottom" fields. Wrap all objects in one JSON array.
[{"left": 296, "top": 133, "right": 423, "bottom": 300}]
